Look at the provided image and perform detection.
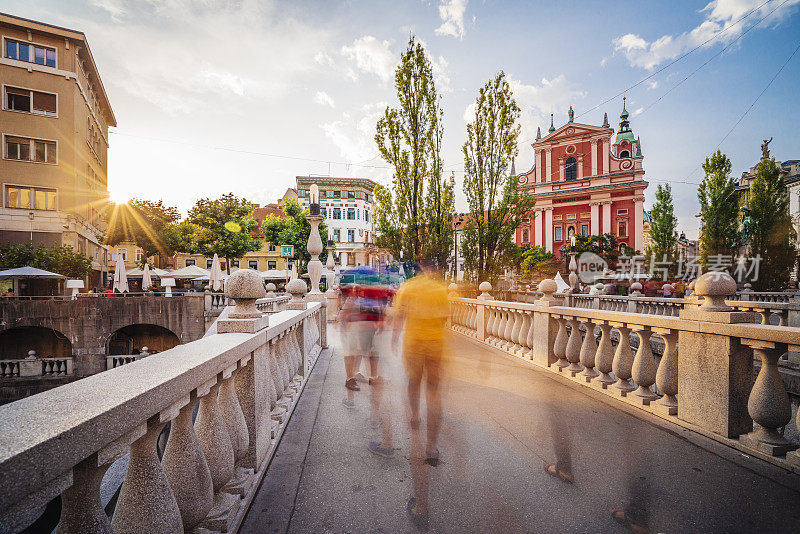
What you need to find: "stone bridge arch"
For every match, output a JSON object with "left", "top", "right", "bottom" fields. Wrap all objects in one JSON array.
[
  {"left": 0, "top": 326, "right": 73, "bottom": 360},
  {"left": 105, "top": 324, "right": 180, "bottom": 356}
]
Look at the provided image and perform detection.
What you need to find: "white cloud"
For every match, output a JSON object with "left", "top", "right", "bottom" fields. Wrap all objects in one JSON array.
[
  {"left": 314, "top": 51, "right": 335, "bottom": 67},
  {"left": 89, "top": 0, "right": 127, "bottom": 21},
  {"left": 322, "top": 102, "right": 387, "bottom": 163},
  {"left": 435, "top": 0, "right": 468, "bottom": 40},
  {"left": 633, "top": 107, "right": 644, "bottom": 116},
  {"left": 341, "top": 36, "right": 397, "bottom": 83},
  {"left": 600, "top": 57, "right": 608, "bottom": 67},
  {"left": 647, "top": 80, "right": 659, "bottom": 90},
  {"left": 314, "top": 91, "right": 335, "bottom": 108},
  {"left": 613, "top": 0, "right": 800, "bottom": 70}
]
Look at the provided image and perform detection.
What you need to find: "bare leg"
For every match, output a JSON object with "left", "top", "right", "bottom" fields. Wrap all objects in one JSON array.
[
  {"left": 425, "top": 365, "right": 442, "bottom": 456},
  {"left": 344, "top": 355, "right": 357, "bottom": 402}
]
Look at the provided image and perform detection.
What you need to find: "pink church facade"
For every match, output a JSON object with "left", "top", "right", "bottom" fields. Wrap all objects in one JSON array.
[{"left": 515, "top": 100, "right": 648, "bottom": 256}]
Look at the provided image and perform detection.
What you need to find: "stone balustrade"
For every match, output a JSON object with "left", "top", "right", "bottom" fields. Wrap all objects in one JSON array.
[
  {"left": 0, "top": 270, "right": 324, "bottom": 533},
  {"left": 0, "top": 357, "right": 73, "bottom": 378},
  {"left": 255, "top": 294, "right": 290, "bottom": 313},
  {"left": 451, "top": 273, "right": 800, "bottom": 474}
]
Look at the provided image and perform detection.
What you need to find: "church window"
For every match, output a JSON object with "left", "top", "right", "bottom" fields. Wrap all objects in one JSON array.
[
  {"left": 618, "top": 220, "right": 628, "bottom": 237},
  {"left": 554, "top": 226, "right": 562, "bottom": 242},
  {"left": 522, "top": 228, "right": 529, "bottom": 243},
  {"left": 565, "top": 157, "right": 577, "bottom": 181},
  {"left": 619, "top": 150, "right": 630, "bottom": 158},
  {"left": 581, "top": 224, "right": 589, "bottom": 236}
]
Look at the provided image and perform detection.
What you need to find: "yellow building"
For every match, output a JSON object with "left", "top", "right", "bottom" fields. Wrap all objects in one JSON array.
[
  {"left": 107, "top": 241, "right": 148, "bottom": 271},
  {"left": 0, "top": 13, "right": 115, "bottom": 286},
  {"left": 173, "top": 241, "right": 289, "bottom": 272}
]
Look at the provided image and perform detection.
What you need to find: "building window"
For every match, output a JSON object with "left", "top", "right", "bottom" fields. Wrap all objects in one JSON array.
[
  {"left": 4, "top": 86, "right": 57, "bottom": 116},
  {"left": 355, "top": 191, "right": 366, "bottom": 199},
  {"left": 325, "top": 190, "right": 334, "bottom": 198},
  {"left": 117, "top": 249, "right": 128, "bottom": 262},
  {"left": 136, "top": 249, "right": 143, "bottom": 262},
  {"left": 565, "top": 157, "right": 577, "bottom": 181},
  {"left": 231, "top": 260, "right": 240, "bottom": 268},
  {"left": 348, "top": 229, "right": 355, "bottom": 242},
  {"left": 581, "top": 212, "right": 591, "bottom": 219},
  {"left": 321, "top": 207, "right": 327, "bottom": 218},
  {"left": 365, "top": 231, "right": 370, "bottom": 243},
  {"left": 618, "top": 220, "right": 628, "bottom": 237},
  {"left": 566, "top": 213, "right": 576, "bottom": 220},
  {"left": 268, "top": 260, "right": 276, "bottom": 269},
  {"left": 5, "top": 185, "right": 56, "bottom": 210},
  {"left": 333, "top": 208, "right": 341, "bottom": 219},
  {"left": 4, "top": 136, "right": 56, "bottom": 163},
  {"left": 249, "top": 260, "right": 258, "bottom": 270},
  {"left": 268, "top": 243, "right": 276, "bottom": 252},
  {"left": 5, "top": 40, "right": 56, "bottom": 67},
  {"left": 553, "top": 214, "right": 562, "bottom": 221},
  {"left": 522, "top": 228, "right": 530, "bottom": 243},
  {"left": 619, "top": 150, "right": 630, "bottom": 158},
  {"left": 581, "top": 224, "right": 589, "bottom": 237},
  {"left": 364, "top": 210, "right": 369, "bottom": 222},
  {"left": 617, "top": 209, "right": 628, "bottom": 215},
  {"left": 206, "top": 259, "right": 213, "bottom": 268},
  {"left": 347, "top": 191, "right": 355, "bottom": 199},
  {"left": 333, "top": 229, "right": 340, "bottom": 242},
  {"left": 554, "top": 226, "right": 563, "bottom": 242},
  {"left": 185, "top": 259, "right": 196, "bottom": 266},
  {"left": 333, "top": 190, "right": 341, "bottom": 198},
  {"left": 347, "top": 208, "right": 355, "bottom": 220}
]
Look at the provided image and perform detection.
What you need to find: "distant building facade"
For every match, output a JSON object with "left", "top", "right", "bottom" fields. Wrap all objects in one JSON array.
[
  {"left": 0, "top": 14, "right": 115, "bottom": 286},
  {"left": 514, "top": 101, "right": 648, "bottom": 255}
]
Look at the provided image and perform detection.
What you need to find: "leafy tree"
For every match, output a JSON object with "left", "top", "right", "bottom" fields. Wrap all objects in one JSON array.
[
  {"left": 698, "top": 150, "right": 738, "bottom": 268},
  {"left": 104, "top": 199, "right": 181, "bottom": 265},
  {"left": 0, "top": 243, "right": 92, "bottom": 278},
  {"left": 747, "top": 158, "right": 797, "bottom": 290},
  {"left": 566, "top": 233, "right": 633, "bottom": 271},
  {"left": 261, "top": 198, "right": 328, "bottom": 273},
  {"left": 461, "top": 72, "right": 535, "bottom": 283},
  {"left": 374, "top": 35, "right": 453, "bottom": 265},
  {"left": 518, "top": 245, "right": 558, "bottom": 281},
  {"left": 646, "top": 184, "right": 679, "bottom": 276},
  {"left": 182, "top": 193, "right": 262, "bottom": 273}
]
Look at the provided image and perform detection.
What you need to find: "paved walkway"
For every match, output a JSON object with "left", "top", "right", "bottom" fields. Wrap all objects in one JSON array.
[{"left": 241, "top": 326, "right": 800, "bottom": 533}]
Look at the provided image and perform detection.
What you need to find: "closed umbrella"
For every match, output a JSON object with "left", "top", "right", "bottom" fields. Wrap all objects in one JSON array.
[
  {"left": 141, "top": 263, "right": 153, "bottom": 290},
  {"left": 209, "top": 253, "right": 224, "bottom": 291},
  {"left": 113, "top": 258, "right": 129, "bottom": 293}
]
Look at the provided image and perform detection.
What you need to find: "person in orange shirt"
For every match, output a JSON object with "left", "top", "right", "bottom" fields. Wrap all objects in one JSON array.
[{"left": 391, "top": 264, "right": 450, "bottom": 528}]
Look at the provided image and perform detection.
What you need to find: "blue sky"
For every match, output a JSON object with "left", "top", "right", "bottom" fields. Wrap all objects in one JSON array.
[{"left": 6, "top": 0, "right": 800, "bottom": 238}]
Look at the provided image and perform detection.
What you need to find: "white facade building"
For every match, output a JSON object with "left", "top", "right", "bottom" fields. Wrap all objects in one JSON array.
[{"left": 295, "top": 176, "right": 380, "bottom": 267}]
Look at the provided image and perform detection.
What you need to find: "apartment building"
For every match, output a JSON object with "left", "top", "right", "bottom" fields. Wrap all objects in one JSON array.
[
  {"left": 295, "top": 176, "right": 382, "bottom": 267},
  {"left": 0, "top": 13, "right": 115, "bottom": 286}
]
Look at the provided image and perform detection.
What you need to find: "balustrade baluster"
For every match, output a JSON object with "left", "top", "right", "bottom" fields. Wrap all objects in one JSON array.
[
  {"left": 219, "top": 363, "right": 254, "bottom": 496},
  {"left": 57, "top": 455, "right": 113, "bottom": 534},
  {"left": 739, "top": 341, "right": 796, "bottom": 456},
  {"left": 653, "top": 329, "right": 678, "bottom": 415},
  {"left": 162, "top": 394, "right": 214, "bottom": 531},
  {"left": 565, "top": 317, "right": 583, "bottom": 375},
  {"left": 593, "top": 322, "right": 615, "bottom": 387},
  {"left": 496, "top": 309, "right": 508, "bottom": 348},
  {"left": 631, "top": 327, "right": 659, "bottom": 403},
  {"left": 517, "top": 312, "right": 530, "bottom": 355},
  {"left": 579, "top": 319, "right": 599, "bottom": 381},
  {"left": 503, "top": 309, "right": 516, "bottom": 351},
  {"left": 553, "top": 316, "right": 569, "bottom": 369},
  {"left": 526, "top": 311, "right": 536, "bottom": 358},
  {"left": 611, "top": 324, "right": 635, "bottom": 394},
  {"left": 485, "top": 307, "right": 496, "bottom": 343},
  {"left": 112, "top": 415, "right": 183, "bottom": 534},
  {"left": 269, "top": 338, "right": 287, "bottom": 423}
]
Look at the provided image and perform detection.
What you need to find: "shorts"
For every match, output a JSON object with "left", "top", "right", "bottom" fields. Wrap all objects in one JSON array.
[
  {"left": 346, "top": 321, "right": 379, "bottom": 356},
  {"left": 403, "top": 338, "right": 445, "bottom": 384}
]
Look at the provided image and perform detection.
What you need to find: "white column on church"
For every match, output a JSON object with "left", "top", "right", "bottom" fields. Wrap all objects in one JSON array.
[
  {"left": 544, "top": 208, "right": 553, "bottom": 252},
  {"left": 545, "top": 149, "right": 551, "bottom": 181},
  {"left": 533, "top": 210, "right": 542, "bottom": 247},
  {"left": 591, "top": 140, "right": 598, "bottom": 176},
  {"left": 602, "top": 201, "right": 612, "bottom": 234},
  {"left": 590, "top": 202, "right": 600, "bottom": 235},
  {"left": 634, "top": 196, "right": 645, "bottom": 251},
  {"left": 577, "top": 155, "right": 584, "bottom": 180}
]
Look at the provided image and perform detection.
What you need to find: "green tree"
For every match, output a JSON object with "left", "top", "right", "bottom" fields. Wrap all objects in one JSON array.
[
  {"left": 0, "top": 243, "right": 92, "bottom": 278},
  {"left": 182, "top": 193, "right": 262, "bottom": 273},
  {"left": 567, "top": 233, "right": 633, "bottom": 271},
  {"left": 375, "top": 35, "right": 453, "bottom": 264},
  {"left": 698, "top": 150, "right": 738, "bottom": 268},
  {"left": 519, "top": 245, "right": 558, "bottom": 281},
  {"left": 104, "top": 199, "right": 181, "bottom": 265},
  {"left": 646, "top": 184, "right": 679, "bottom": 276},
  {"left": 261, "top": 198, "right": 328, "bottom": 273},
  {"left": 461, "top": 71, "right": 535, "bottom": 283},
  {"left": 747, "top": 158, "right": 797, "bottom": 290}
]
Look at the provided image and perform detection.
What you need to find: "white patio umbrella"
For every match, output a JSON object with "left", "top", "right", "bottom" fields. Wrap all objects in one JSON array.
[
  {"left": 209, "top": 253, "right": 224, "bottom": 291},
  {"left": 141, "top": 263, "right": 153, "bottom": 290},
  {"left": 112, "top": 258, "right": 129, "bottom": 293},
  {"left": 554, "top": 271, "right": 570, "bottom": 293}
]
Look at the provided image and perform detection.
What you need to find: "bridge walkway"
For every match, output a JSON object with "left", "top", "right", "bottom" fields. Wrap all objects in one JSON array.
[{"left": 241, "top": 325, "right": 800, "bottom": 533}]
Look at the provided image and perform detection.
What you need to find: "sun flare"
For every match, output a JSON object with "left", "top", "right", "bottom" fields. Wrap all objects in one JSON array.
[{"left": 109, "top": 189, "right": 130, "bottom": 205}]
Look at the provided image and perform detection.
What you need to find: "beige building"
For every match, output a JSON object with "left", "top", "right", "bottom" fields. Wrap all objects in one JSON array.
[
  {"left": 0, "top": 13, "right": 115, "bottom": 286},
  {"left": 174, "top": 243, "right": 289, "bottom": 273}
]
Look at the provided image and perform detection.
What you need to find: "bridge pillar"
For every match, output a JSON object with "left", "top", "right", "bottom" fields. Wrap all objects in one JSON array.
[{"left": 532, "top": 279, "right": 560, "bottom": 367}]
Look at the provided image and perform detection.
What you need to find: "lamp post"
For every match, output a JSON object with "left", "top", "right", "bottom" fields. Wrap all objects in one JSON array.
[{"left": 306, "top": 184, "right": 324, "bottom": 297}]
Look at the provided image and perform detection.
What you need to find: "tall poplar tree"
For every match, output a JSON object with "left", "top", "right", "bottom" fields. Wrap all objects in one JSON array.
[
  {"left": 747, "top": 158, "right": 797, "bottom": 290},
  {"left": 374, "top": 36, "right": 453, "bottom": 265},
  {"left": 461, "top": 72, "right": 535, "bottom": 283},
  {"left": 646, "top": 184, "right": 678, "bottom": 275},
  {"left": 697, "top": 150, "right": 739, "bottom": 268}
]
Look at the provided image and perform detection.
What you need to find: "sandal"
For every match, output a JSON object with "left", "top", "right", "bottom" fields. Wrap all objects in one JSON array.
[
  {"left": 543, "top": 462, "right": 574, "bottom": 484},
  {"left": 368, "top": 440, "right": 394, "bottom": 458},
  {"left": 342, "top": 398, "right": 355, "bottom": 408},
  {"left": 409, "top": 418, "right": 421, "bottom": 430},
  {"left": 610, "top": 508, "right": 650, "bottom": 534},
  {"left": 345, "top": 378, "right": 360, "bottom": 391},
  {"left": 424, "top": 448, "right": 440, "bottom": 467},
  {"left": 406, "top": 496, "right": 429, "bottom": 531}
]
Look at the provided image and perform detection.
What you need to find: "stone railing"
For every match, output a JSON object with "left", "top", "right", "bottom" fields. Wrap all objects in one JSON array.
[
  {"left": 256, "top": 294, "right": 290, "bottom": 313},
  {"left": 0, "top": 357, "right": 73, "bottom": 378},
  {"left": 0, "top": 270, "right": 325, "bottom": 533},
  {"left": 450, "top": 274, "right": 800, "bottom": 474},
  {"left": 105, "top": 352, "right": 149, "bottom": 370},
  {"left": 730, "top": 290, "right": 800, "bottom": 303}
]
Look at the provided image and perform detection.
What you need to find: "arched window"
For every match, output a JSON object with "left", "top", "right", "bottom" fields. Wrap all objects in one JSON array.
[
  {"left": 565, "top": 157, "right": 577, "bottom": 181},
  {"left": 522, "top": 228, "right": 529, "bottom": 243},
  {"left": 619, "top": 150, "right": 630, "bottom": 158}
]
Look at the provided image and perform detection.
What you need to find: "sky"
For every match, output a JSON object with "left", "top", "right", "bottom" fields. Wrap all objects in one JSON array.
[{"left": 6, "top": 0, "right": 800, "bottom": 238}]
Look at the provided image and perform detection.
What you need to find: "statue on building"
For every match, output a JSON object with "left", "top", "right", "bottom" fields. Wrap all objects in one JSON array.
[{"left": 761, "top": 137, "right": 772, "bottom": 160}]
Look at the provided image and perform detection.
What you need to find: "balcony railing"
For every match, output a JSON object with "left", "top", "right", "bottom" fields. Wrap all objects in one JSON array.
[{"left": 0, "top": 357, "right": 73, "bottom": 378}]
